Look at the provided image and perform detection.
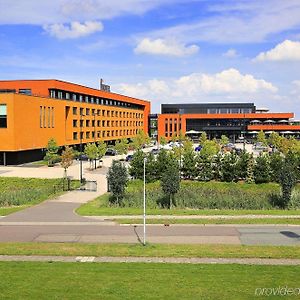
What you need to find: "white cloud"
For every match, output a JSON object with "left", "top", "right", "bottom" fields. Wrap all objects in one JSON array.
[
  {"left": 43, "top": 21, "right": 103, "bottom": 39},
  {"left": 255, "top": 40, "right": 300, "bottom": 61},
  {"left": 134, "top": 38, "right": 199, "bottom": 57},
  {"left": 116, "top": 68, "right": 277, "bottom": 100},
  {"left": 223, "top": 49, "right": 238, "bottom": 58}
]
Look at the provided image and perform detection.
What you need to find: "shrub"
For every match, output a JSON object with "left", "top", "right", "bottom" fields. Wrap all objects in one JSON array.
[{"left": 221, "top": 152, "right": 239, "bottom": 182}]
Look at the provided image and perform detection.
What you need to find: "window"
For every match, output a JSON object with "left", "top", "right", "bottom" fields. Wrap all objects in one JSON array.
[
  {"left": 39, "top": 106, "right": 43, "bottom": 128},
  {"left": 43, "top": 106, "right": 46, "bottom": 127},
  {"left": 0, "top": 104, "right": 7, "bottom": 128},
  {"left": 86, "top": 108, "right": 90, "bottom": 115},
  {"left": 48, "top": 107, "right": 51, "bottom": 128},
  {"left": 73, "top": 132, "right": 78, "bottom": 140},
  {"left": 92, "top": 131, "right": 95, "bottom": 138},
  {"left": 97, "top": 120, "right": 100, "bottom": 127},
  {"left": 73, "top": 120, "right": 78, "bottom": 127},
  {"left": 72, "top": 94, "right": 77, "bottom": 101},
  {"left": 86, "top": 120, "right": 90, "bottom": 127},
  {"left": 19, "top": 89, "right": 32, "bottom": 95},
  {"left": 73, "top": 107, "right": 77, "bottom": 115},
  {"left": 51, "top": 107, "right": 55, "bottom": 128},
  {"left": 80, "top": 108, "right": 84, "bottom": 116}
]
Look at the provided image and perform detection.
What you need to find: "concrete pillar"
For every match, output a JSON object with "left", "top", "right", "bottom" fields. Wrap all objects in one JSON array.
[{"left": 3, "top": 152, "right": 6, "bottom": 166}]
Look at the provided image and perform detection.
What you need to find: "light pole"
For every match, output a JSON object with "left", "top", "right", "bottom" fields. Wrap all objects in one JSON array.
[
  {"left": 80, "top": 112, "right": 85, "bottom": 183},
  {"left": 143, "top": 157, "right": 146, "bottom": 246}
]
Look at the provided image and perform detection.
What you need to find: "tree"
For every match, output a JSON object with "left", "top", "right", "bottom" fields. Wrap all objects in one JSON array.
[
  {"left": 156, "top": 148, "right": 173, "bottom": 179},
  {"left": 268, "top": 132, "right": 281, "bottom": 149},
  {"left": 159, "top": 136, "right": 167, "bottom": 147},
  {"left": 257, "top": 130, "right": 267, "bottom": 146},
  {"left": 84, "top": 143, "right": 98, "bottom": 169},
  {"left": 107, "top": 160, "right": 128, "bottom": 205},
  {"left": 60, "top": 146, "right": 74, "bottom": 179},
  {"left": 129, "top": 149, "right": 145, "bottom": 180},
  {"left": 161, "top": 160, "right": 180, "bottom": 209},
  {"left": 145, "top": 152, "right": 158, "bottom": 182},
  {"left": 200, "top": 140, "right": 220, "bottom": 158},
  {"left": 221, "top": 152, "right": 239, "bottom": 182},
  {"left": 44, "top": 138, "right": 60, "bottom": 167},
  {"left": 199, "top": 132, "right": 207, "bottom": 145},
  {"left": 277, "top": 160, "right": 298, "bottom": 208},
  {"left": 254, "top": 154, "right": 271, "bottom": 183},
  {"left": 245, "top": 155, "right": 255, "bottom": 184},
  {"left": 181, "top": 140, "right": 197, "bottom": 179},
  {"left": 114, "top": 138, "right": 129, "bottom": 156},
  {"left": 237, "top": 151, "right": 250, "bottom": 180},
  {"left": 269, "top": 152, "right": 284, "bottom": 182},
  {"left": 97, "top": 140, "right": 107, "bottom": 160},
  {"left": 197, "top": 154, "right": 213, "bottom": 181},
  {"left": 220, "top": 135, "right": 229, "bottom": 146},
  {"left": 132, "top": 130, "right": 150, "bottom": 151}
]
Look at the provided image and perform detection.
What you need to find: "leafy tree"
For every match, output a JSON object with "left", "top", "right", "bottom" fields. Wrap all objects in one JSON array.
[
  {"left": 161, "top": 160, "right": 180, "bottom": 209},
  {"left": 114, "top": 138, "right": 129, "bottom": 156},
  {"left": 197, "top": 154, "right": 213, "bottom": 181},
  {"left": 257, "top": 130, "right": 267, "bottom": 146},
  {"left": 129, "top": 149, "right": 145, "bottom": 180},
  {"left": 44, "top": 138, "right": 60, "bottom": 167},
  {"left": 181, "top": 140, "right": 197, "bottom": 179},
  {"left": 159, "top": 136, "right": 168, "bottom": 147},
  {"left": 156, "top": 148, "right": 173, "bottom": 179},
  {"left": 200, "top": 140, "right": 220, "bottom": 158},
  {"left": 145, "top": 152, "right": 158, "bottom": 182},
  {"left": 60, "top": 146, "right": 74, "bottom": 179},
  {"left": 246, "top": 155, "right": 255, "bottom": 184},
  {"left": 199, "top": 131, "right": 207, "bottom": 146},
  {"left": 221, "top": 152, "right": 239, "bottom": 182},
  {"left": 84, "top": 143, "right": 98, "bottom": 169},
  {"left": 277, "top": 160, "right": 298, "bottom": 208},
  {"left": 220, "top": 135, "right": 229, "bottom": 146},
  {"left": 268, "top": 132, "right": 281, "bottom": 149},
  {"left": 237, "top": 151, "right": 250, "bottom": 180},
  {"left": 97, "top": 140, "right": 107, "bottom": 160},
  {"left": 254, "top": 154, "right": 271, "bottom": 183},
  {"left": 107, "top": 160, "right": 128, "bottom": 205},
  {"left": 212, "top": 153, "right": 222, "bottom": 181},
  {"left": 269, "top": 152, "right": 284, "bottom": 182}
]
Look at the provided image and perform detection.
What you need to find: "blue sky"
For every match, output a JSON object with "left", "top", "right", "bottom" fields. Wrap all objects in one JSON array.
[{"left": 0, "top": 0, "right": 300, "bottom": 116}]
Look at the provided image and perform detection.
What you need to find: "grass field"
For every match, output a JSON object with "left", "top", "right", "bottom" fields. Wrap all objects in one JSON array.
[
  {"left": 0, "top": 243, "right": 300, "bottom": 259},
  {"left": 115, "top": 218, "right": 300, "bottom": 225},
  {"left": 0, "top": 177, "right": 80, "bottom": 215},
  {"left": 77, "top": 193, "right": 300, "bottom": 217},
  {"left": 0, "top": 262, "right": 299, "bottom": 299}
]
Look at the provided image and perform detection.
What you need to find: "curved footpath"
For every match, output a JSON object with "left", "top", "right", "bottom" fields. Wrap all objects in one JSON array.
[{"left": 0, "top": 155, "right": 300, "bottom": 246}]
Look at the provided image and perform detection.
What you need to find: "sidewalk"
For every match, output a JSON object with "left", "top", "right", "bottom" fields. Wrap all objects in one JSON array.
[{"left": 0, "top": 255, "right": 299, "bottom": 265}]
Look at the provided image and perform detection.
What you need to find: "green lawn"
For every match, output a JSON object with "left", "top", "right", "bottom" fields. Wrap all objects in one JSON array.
[
  {"left": 77, "top": 193, "right": 300, "bottom": 216},
  {"left": 0, "top": 243, "right": 300, "bottom": 259},
  {"left": 0, "top": 262, "right": 299, "bottom": 299},
  {"left": 0, "top": 177, "right": 80, "bottom": 216},
  {"left": 116, "top": 218, "right": 300, "bottom": 225}
]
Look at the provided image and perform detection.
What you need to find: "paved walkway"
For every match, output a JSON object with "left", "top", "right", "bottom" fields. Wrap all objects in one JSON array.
[{"left": 0, "top": 255, "right": 299, "bottom": 265}]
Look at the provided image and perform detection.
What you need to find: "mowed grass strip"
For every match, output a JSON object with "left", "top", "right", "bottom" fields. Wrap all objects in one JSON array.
[
  {"left": 0, "top": 262, "right": 299, "bottom": 300},
  {"left": 116, "top": 218, "right": 300, "bottom": 225},
  {"left": 0, "top": 243, "right": 300, "bottom": 259}
]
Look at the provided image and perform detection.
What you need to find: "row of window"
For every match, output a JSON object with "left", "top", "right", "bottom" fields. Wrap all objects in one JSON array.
[
  {"left": 73, "top": 129, "right": 138, "bottom": 140},
  {"left": 40, "top": 106, "right": 55, "bottom": 128},
  {"left": 72, "top": 107, "right": 143, "bottom": 119},
  {"left": 50, "top": 89, "right": 144, "bottom": 111},
  {"left": 164, "top": 118, "right": 182, "bottom": 137},
  {"left": 73, "top": 119, "right": 143, "bottom": 128}
]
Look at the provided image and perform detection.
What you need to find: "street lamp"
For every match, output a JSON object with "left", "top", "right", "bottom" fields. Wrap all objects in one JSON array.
[
  {"left": 80, "top": 112, "right": 85, "bottom": 183},
  {"left": 143, "top": 157, "right": 146, "bottom": 246}
]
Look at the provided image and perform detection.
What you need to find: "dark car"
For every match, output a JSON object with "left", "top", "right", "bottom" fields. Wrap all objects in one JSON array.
[
  {"left": 151, "top": 148, "right": 159, "bottom": 155},
  {"left": 195, "top": 145, "right": 202, "bottom": 152},
  {"left": 105, "top": 149, "right": 117, "bottom": 156},
  {"left": 77, "top": 154, "right": 89, "bottom": 161},
  {"left": 125, "top": 154, "right": 133, "bottom": 162}
]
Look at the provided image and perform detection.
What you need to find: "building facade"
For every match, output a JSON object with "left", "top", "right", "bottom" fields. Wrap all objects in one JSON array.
[
  {"left": 157, "top": 103, "right": 300, "bottom": 141},
  {"left": 0, "top": 80, "right": 150, "bottom": 165}
]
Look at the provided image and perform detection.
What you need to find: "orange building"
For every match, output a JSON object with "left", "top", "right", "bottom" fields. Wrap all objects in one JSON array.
[
  {"left": 156, "top": 103, "right": 300, "bottom": 141},
  {"left": 0, "top": 79, "right": 150, "bottom": 165}
]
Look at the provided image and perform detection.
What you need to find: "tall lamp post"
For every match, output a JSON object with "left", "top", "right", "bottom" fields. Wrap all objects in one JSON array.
[
  {"left": 80, "top": 113, "right": 85, "bottom": 183},
  {"left": 143, "top": 157, "right": 146, "bottom": 246}
]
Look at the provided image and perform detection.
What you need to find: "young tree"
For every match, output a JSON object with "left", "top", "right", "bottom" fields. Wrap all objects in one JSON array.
[
  {"left": 159, "top": 136, "right": 168, "bottom": 147},
  {"left": 220, "top": 135, "right": 229, "bottom": 146},
  {"left": 145, "top": 152, "right": 158, "bottom": 182},
  {"left": 257, "top": 130, "right": 267, "bottom": 146},
  {"left": 129, "top": 149, "right": 145, "bottom": 180},
  {"left": 237, "top": 151, "right": 250, "bottom": 180},
  {"left": 60, "top": 146, "right": 74, "bottom": 179},
  {"left": 199, "top": 131, "right": 207, "bottom": 145},
  {"left": 221, "top": 152, "right": 239, "bottom": 182},
  {"left": 246, "top": 155, "right": 255, "bottom": 184},
  {"left": 161, "top": 160, "right": 180, "bottom": 209},
  {"left": 254, "top": 153, "right": 271, "bottom": 183},
  {"left": 268, "top": 132, "right": 281, "bottom": 149},
  {"left": 107, "top": 160, "right": 128, "bottom": 205},
  {"left": 197, "top": 154, "right": 213, "bottom": 181},
  {"left": 269, "top": 152, "right": 284, "bottom": 182},
  {"left": 97, "top": 140, "right": 107, "bottom": 161},
  {"left": 114, "top": 138, "right": 129, "bottom": 156},
  {"left": 200, "top": 140, "right": 220, "bottom": 157},
  {"left": 156, "top": 148, "right": 173, "bottom": 179},
  {"left": 277, "top": 160, "right": 298, "bottom": 208},
  {"left": 84, "top": 143, "right": 98, "bottom": 169},
  {"left": 44, "top": 138, "right": 60, "bottom": 167},
  {"left": 181, "top": 140, "right": 197, "bottom": 179},
  {"left": 132, "top": 129, "right": 150, "bottom": 151}
]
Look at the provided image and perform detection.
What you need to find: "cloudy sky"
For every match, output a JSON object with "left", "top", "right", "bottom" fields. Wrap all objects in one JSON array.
[{"left": 1, "top": 0, "right": 300, "bottom": 116}]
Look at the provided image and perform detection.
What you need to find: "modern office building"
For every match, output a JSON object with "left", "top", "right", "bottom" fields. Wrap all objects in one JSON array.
[
  {"left": 157, "top": 103, "right": 300, "bottom": 140},
  {"left": 0, "top": 79, "right": 150, "bottom": 165}
]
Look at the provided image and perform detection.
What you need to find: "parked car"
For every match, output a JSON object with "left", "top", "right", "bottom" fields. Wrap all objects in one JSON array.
[
  {"left": 105, "top": 149, "right": 117, "bottom": 156},
  {"left": 77, "top": 154, "right": 89, "bottom": 161},
  {"left": 151, "top": 148, "right": 159, "bottom": 155},
  {"left": 125, "top": 154, "right": 133, "bottom": 162},
  {"left": 195, "top": 145, "right": 202, "bottom": 152}
]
